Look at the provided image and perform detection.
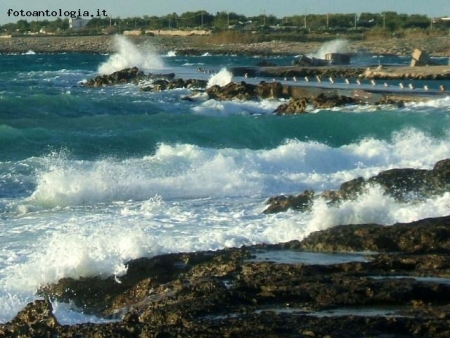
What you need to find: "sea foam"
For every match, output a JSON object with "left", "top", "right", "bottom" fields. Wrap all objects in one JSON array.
[
  {"left": 23, "top": 129, "right": 450, "bottom": 210},
  {"left": 207, "top": 67, "right": 233, "bottom": 88},
  {"left": 98, "top": 35, "right": 164, "bottom": 75}
]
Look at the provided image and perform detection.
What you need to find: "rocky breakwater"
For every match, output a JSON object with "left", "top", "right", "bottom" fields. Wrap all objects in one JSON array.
[
  {"left": 83, "top": 67, "right": 433, "bottom": 112},
  {"left": 362, "top": 65, "right": 450, "bottom": 81},
  {"left": 231, "top": 65, "right": 365, "bottom": 79}
]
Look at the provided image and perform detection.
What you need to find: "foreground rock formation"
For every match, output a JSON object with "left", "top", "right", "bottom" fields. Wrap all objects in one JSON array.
[{"left": 2, "top": 215, "right": 450, "bottom": 337}]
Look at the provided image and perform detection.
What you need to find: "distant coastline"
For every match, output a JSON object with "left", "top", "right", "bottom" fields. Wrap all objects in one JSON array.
[{"left": 1, "top": 34, "right": 450, "bottom": 57}]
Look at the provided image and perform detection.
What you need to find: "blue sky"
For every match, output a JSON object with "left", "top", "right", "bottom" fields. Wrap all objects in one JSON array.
[{"left": 2, "top": 0, "right": 450, "bottom": 24}]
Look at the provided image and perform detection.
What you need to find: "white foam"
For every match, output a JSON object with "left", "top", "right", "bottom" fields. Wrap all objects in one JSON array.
[
  {"left": 98, "top": 35, "right": 164, "bottom": 75},
  {"left": 313, "top": 39, "right": 349, "bottom": 59},
  {"left": 20, "top": 129, "right": 450, "bottom": 210},
  {"left": 192, "top": 98, "right": 281, "bottom": 116},
  {"left": 206, "top": 67, "right": 233, "bottom": 88},
  {"left": 407, "top": 95, "right": 450, "bottom": 109}
]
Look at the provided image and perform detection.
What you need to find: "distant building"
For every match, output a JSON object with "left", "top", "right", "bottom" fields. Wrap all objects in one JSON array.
[{"left": 69, "top": 17, "right": 90, "bottom": 30}]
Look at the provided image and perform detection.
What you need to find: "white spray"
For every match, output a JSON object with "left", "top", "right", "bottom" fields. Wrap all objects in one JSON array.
[
  {"left": 207, "top": 67, "right": 233, "bottom": 88},
  {"left": 314, "top": 39, "right": 349, "bottom": 59},
  {"left": 98, "top": 35, "right": 164, "bottom": 75}
]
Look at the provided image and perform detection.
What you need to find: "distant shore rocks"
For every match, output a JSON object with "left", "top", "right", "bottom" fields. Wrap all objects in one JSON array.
[{"left": 2, "top": 35, "right": 450, "bottom": 57}]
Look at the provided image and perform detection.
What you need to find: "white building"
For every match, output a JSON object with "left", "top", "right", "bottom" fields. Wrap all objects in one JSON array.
[{"left": 69, "top": 17, "right": 90, "bottom": 30}]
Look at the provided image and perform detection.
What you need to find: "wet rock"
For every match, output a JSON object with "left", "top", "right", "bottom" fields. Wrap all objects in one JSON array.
[
  {"left": 265, "top": 158, "right": 450, "bottom": 213},
  {"left": 206, "top": 81, "right": 258, "bottom": 101},
  {"left": 140, "top": 78, "right": 208, "bottom": 92},
  {"left": 5, "top": 215, "right": 450, "bottom": 337},
  {"left": 263, "top": 190, "right": 314, "bottom": 213},
  {"left": 312, "top": 92, "right": 359, "bottom": 109},
  {"left": 84, "top": 69, "right": 177, "bottom": 88},
  {"left": 205, "top": 81, "right": 289, "bottom": 101},
  {"left": 1, "top": 300, "right": 59, "bottom": 337},
  {"left": 84, "top": 67, "right": 145, "bottom": 87},
  {"left": 274, "top": 98, "right": 308, "bottom": 115},
  {"left": 255, "top": 81, "right": 285, "bottom": 99},
  {"left": 297, "top": 215, "right": 450, "bottom": 253}
]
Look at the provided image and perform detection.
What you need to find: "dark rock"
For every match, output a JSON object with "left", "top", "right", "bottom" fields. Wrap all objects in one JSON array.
[
  {"left": 256, "top": 60, "right": 277, "bottom": 67},
  {"left": 84, "top": 67, "right": 145, "bottom": 87},
  {"left": 312, "top": 92, "right": 359, "bottom": 109},
  {"left": 206, "top": 81, "right": 258, "bottom": 101},
  {"left": 274, "top": 98, "right": 308, "bottom": 115},
  {"left": 1, "top": 300, "right": 59, "bottom": 337},
  {"left": 263, "top": 190, "right": 314, "bottom": 213},
  {"left": 255, "top": 81, "right": 285, "bottom": 99},
  {"left": 297, "top": 215, "right": 450, "bottom": 253},
  {"left": 84, "top": 69, "right": 177, "bottom": 88},
  {"left": 205, "top": 81, "right": 289, "bottom": 101},
  {"left": 265, "top": 158, "right": 450, "bottom": 214},
  {"left": 4, "top": 215, "right": 450, "bottom": 337}
]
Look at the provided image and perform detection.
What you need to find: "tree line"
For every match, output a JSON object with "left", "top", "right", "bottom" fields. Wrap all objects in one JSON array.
[{"left": 2, "top": 11, "right": 449, "bottom": 35}]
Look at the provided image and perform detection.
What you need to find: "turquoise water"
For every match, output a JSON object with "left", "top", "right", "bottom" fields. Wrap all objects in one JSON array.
[{"left": 1, "top": 39, "right": 450, "bottom": 324}]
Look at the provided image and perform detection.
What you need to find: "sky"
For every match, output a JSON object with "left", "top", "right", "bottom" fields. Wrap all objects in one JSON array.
[{"left": 1, "top": 0, "right": 450, "bottom": 24}]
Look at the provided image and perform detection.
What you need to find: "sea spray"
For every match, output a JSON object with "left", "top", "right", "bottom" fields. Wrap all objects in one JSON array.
[
  {"left": 207, "top": 67, "right": 233, "bottom": 88},
  {"left": 98, "top": 35, "right": 164, "bottom": 74},
  {"left": 314, "top": 39, "right": 349, "bottom": 59}
]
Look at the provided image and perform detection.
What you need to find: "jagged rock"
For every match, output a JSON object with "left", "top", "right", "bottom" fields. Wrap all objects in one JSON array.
[
  {"left": 4, "top": 216, "right": 450, "bottom": 337},
  {"left": 205, "top": 81, "right": 288, "bottom": 101},
  {"left": 84, "top": 67, "right": 146, "bottom": 87},
  {"left": 274, "top": 98, "right": 308, "bottom": 115},
  {"left": 206, "top": 81, "right": 258, "bottom": 101},
  {"left": 255, "top": 81, "right": 285, "bottom": 99},
  {"left": 297, "top": 215, "right": 450, "bottom": 253},
  {"left": 84, "top": 69, "right": 177, "bottom": 88},
  {"left": 263, "top": 190, "right": 314, "bottom": 213},
  {"left": 1, "top": 300, "right": 59, "bottom": 337},
  {"left": 312, "top": 92, "right": 359, "bottom": 109},
  {"left": 140, "top": 78, "right": 208, "bottom": 92},
  {"left": 264, "top": 158, "right": 450, "bottom": 213}
]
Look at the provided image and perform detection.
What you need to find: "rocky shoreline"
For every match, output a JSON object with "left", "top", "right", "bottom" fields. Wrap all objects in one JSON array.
[
  {"left": 1, "top": 159, "right": 450, "bottom": 337},
  {"left": 1, "top": 34, "right": 450, "bottom": 57},
  {"left": 2, "top": 35, "right": 450, "bottom": 337}
]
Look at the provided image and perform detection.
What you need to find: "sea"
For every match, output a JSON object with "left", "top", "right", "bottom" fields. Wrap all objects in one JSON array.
[{"left": 1, "top": 36, "right": 450, "bottom": 324}]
